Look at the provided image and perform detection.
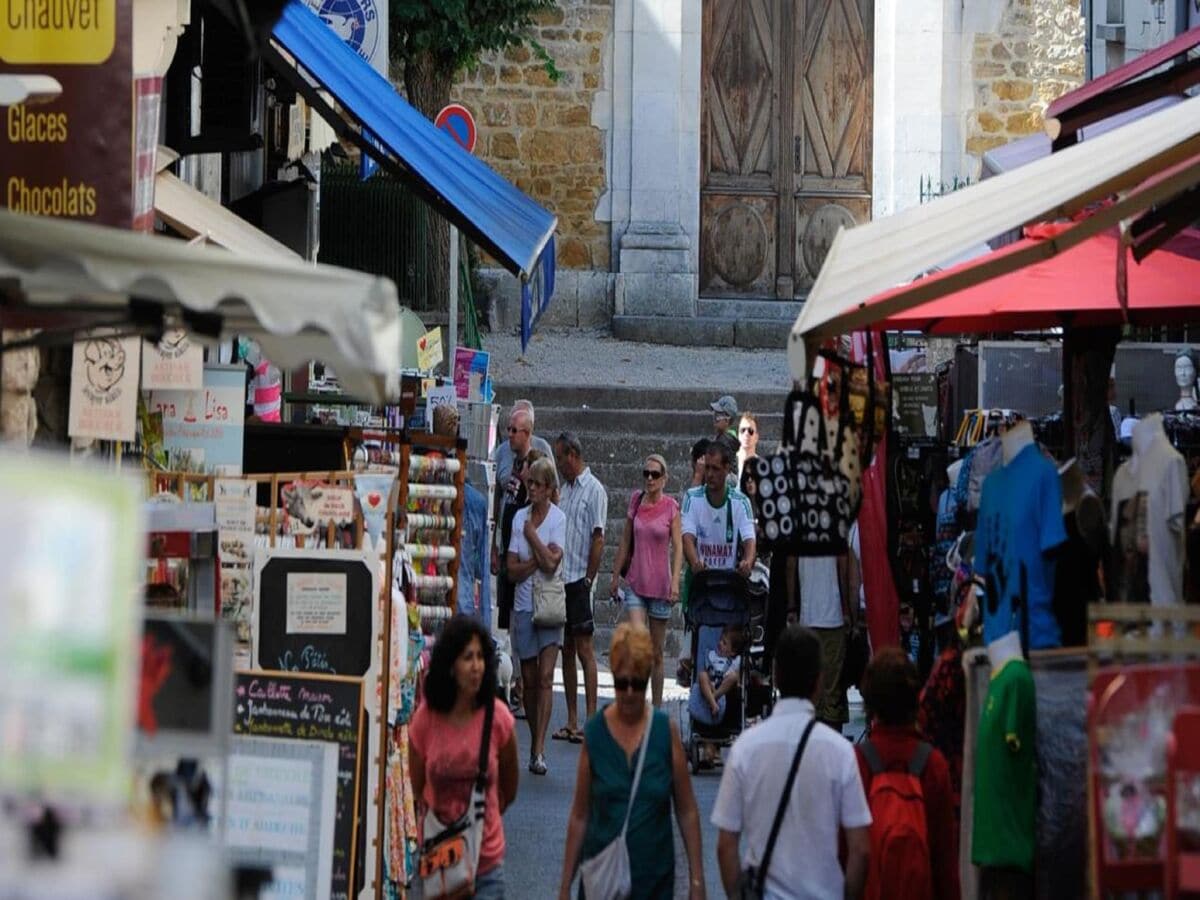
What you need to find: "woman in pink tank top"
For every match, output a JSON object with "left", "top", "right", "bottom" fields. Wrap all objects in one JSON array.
[{"left": 608, "top": 453, "right": 683, "bottom": 706}]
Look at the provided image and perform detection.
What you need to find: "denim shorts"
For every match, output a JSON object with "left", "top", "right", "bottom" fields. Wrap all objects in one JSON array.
[
  {"left": 510, "top": 609, "right": 562, "bottom": 662},
  {"left": 474, "top": 863, "right": 506, "bottom": 899},
  {"left": 623, "top": 586, "right": 672, "bottom": 621}
]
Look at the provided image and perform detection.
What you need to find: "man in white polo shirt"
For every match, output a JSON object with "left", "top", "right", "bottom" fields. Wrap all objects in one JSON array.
[
  {"left": 553, "top": 431, "right": 607, "bottom": 741},
  {"left": 712, "top": 624, "right": 872, "bottom": 900}
]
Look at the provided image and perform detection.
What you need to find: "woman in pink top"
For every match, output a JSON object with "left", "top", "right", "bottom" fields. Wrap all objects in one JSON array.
[
  {"left": 410, "top": 615, "right": 519, "bottom": 898},
  {"left": 609, "top": 453, "right": 683, "bottom": 707}
]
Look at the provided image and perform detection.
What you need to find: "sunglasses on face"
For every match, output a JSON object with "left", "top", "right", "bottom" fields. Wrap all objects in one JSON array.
[
  {"left": 642, "top": 469, "right": 663, "bottom": 480},
  {"left": 740, "top": 426, "right": 756, "bottom": 435},
  {"left": 613, "top": 676, "right": 649, "bottom": 693},
  {"left": 508, "top": 426, "right": 529, "bottom": 434}
]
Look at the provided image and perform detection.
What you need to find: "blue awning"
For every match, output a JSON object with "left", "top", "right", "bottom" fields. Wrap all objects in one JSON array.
[{"left": 268, "top": 1, "right": 557, "bottom": 287}]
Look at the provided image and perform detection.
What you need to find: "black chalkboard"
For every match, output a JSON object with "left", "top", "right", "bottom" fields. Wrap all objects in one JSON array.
[
  {"left": 255, "top": 553, "right": 375, "bottom": 677},
  {"left": 233, "top": 671, "right": 365, "bottom": 900}
]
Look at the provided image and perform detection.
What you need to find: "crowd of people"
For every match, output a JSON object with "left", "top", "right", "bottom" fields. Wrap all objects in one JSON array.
[{"left": 411, "top": 396, "right": 963, "bottom": 899}]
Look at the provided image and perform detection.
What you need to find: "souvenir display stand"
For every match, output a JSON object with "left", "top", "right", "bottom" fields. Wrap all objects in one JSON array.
[{"left": 1086, "top": 604, "right": 1200, "bottom": 898}]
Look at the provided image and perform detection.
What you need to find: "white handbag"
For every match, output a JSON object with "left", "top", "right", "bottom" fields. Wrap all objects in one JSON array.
[
  {"left": 531, "top": 567, "right": 567, "bottom": 627},
  {"left": 579, "top": 709, "right": 653, "bottom": 900}
]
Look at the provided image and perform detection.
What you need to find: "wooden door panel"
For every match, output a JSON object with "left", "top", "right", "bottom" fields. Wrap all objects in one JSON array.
[
  {"left": 792, "top": 0, "right": 872, "bottom": 293},
  {"left": 700, "top": 0, "right": 780, "bottom": 296},
  {"left": 793, "top": 196, "right": 870, "bottom": 293},
  {"left": 701, "top": 193, "right": 777, "bottom": 297}
]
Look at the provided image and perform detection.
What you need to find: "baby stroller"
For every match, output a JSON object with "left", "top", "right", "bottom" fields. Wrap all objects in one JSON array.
[{"left": 683, "top": 569, "right": 753, "bottom": 773}]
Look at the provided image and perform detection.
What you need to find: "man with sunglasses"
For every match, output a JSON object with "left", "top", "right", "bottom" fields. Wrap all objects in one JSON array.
[
  {"left": 491, "top": 402, "right": 553, "bottom": 714},
  {"left": 552, "top": 431, "right": 607, "bottom": 743}
]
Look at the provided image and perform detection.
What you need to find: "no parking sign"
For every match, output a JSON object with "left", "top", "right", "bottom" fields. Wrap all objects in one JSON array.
[{"left": 434, "top": 103, "right": 477, "bottom": 154}]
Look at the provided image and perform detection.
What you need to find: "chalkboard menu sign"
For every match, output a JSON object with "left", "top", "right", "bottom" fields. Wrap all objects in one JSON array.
[
  {"left": 892, "top": 373, "right": 940, "bottom": 438},
  {"left": 234, "top": 671, "right": 365, "bottom": 900},
  {"left": 253, "top": 549, "right": 378, "bottom": 677}
]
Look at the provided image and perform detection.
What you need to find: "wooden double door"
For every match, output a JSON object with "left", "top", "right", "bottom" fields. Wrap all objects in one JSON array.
[{"left": 700, "top": 0, "right": 873, "bottom": 298}]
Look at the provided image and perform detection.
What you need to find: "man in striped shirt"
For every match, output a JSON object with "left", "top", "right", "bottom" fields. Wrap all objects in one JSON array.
[{"left": 553, "top": 431, "right": 608, "bottom": 741}]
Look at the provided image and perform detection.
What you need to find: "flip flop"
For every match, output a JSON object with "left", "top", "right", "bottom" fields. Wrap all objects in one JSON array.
[
  {"left": 568, "top": 728, "right": 584, "bottom": 744},
  {"left": 551, "top": 726, "right": 574, "bottom": 742}
]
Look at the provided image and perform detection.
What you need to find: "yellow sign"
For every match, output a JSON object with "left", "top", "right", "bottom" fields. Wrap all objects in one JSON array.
[
  {"left": 417, "top": 327, "right": 444, "bottom": 372},
  {"left": 0, "top": 0, "right": 116, "bottom": 65}
]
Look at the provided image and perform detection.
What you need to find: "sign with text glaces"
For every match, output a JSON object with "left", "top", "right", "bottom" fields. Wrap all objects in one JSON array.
[
  {"left": 0, "top": 453, "right": 143, "bottom": 804},
  {"left": 0, "top": 0, "right": 133, "bottom": 226},
  {"left": 147, "top": 365, "right": 246, "bottom": 474}
]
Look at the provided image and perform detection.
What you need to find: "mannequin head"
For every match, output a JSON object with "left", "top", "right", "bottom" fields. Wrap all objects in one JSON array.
[{"left": 1176, "top": 354, "right": 1196, "bottom": 390}]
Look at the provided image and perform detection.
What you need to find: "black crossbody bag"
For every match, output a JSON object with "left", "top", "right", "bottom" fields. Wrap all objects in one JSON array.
[{"left": 736, "top": 717, "right": 818, "bottom": 899}]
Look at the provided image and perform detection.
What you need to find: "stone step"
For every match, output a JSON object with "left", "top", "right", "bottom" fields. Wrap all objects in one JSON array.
[
  {"left": 493, "top": 383, "right": 790, "bottom": 414},
  {"left": 697, "top": 298, "right": 804, "bottom": 322},
  {"left": 611, "top": 315, "right": 793, "bottom": 350},
  {"left": 532, "top": 406, "right": 784, "bottom": 438}
]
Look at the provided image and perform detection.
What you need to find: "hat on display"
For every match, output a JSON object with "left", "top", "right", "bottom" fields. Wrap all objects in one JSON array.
[{"left": 710, "top": 395, "right": 739, "bottom": 418}]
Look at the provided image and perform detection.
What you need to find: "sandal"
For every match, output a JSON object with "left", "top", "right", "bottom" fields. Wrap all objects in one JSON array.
[
  {"left": 551, "top": 726, "right": 574, "bottom": 742},
  {"left": 568, "top": 728, "right": 585, "bottom": 744}
]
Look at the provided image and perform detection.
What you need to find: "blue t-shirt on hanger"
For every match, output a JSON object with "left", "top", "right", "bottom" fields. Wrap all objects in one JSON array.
[{"left": 974, "top": 442, "right": 1068, "bottom": 650}]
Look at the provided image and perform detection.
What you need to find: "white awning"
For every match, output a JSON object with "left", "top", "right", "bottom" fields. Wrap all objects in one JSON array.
[
  {"left": 154, "top": 169, "right": 299, "bottom": 261},
  {"left": 0, "top": 208, "right": 405, "bottom": 402},
  {"left": 788, "top": 94, "right": 1200, "bottom": 379}
]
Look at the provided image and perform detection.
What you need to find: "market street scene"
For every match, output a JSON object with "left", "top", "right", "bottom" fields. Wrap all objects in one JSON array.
[{"left": 3, "top": 1, "right": 1200, "bottom": 898}]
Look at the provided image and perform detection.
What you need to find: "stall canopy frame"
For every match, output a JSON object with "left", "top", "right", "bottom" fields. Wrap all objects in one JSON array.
[
  {"left": 787, "top": 94, "right": 1200, "bottom": 379},
  {"left": 0, "top": 209, "right": 407, "bottom": 403}
]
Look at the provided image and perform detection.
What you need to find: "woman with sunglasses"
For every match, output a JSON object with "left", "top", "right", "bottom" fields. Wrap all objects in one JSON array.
[
  {"left": 558, "top": 623, "right": 705, "bottom": 900},
  {"left": 609, "top": 453, "right": 682, "bottom": 707}
]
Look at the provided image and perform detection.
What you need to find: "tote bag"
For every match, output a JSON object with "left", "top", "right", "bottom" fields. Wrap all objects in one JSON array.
[
  {"left": 579, "top": 709, "right": 653, "bottom": 900},
  {"left": 532, "top": 567, "right": 567, "bottom": 627}
]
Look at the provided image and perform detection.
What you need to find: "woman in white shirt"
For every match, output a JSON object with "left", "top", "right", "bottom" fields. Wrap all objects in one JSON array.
[{"left": 507, "top": 456, "right": 566, "bottom": 776}]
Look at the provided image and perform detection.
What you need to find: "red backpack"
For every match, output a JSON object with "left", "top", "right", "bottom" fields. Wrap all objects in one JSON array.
[{"left": 860, "top": 739, "right": 934, "bottom": 900}]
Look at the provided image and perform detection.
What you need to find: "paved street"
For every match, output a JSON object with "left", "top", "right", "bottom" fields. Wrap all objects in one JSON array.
[{"left": 502, "top": 669, "right": 727, "bottom": 899}]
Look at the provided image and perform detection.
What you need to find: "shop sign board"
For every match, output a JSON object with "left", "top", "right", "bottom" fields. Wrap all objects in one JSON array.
[
  {"left": 892, "top": 372, "right": 940, "bottom": 438},
  {"left": 253, "top": 549, "right": 378, "bottom": 679},
  {"left": 417, "top": 326, "right": 443, "bottom": 372},
  {"left": 141, "top": 329, "right": 204, "bottom": 391},
  {"left": 68, "top": 329, "right": 141, "bottom": 441},
  {"left": 234, "top": 671, "right": 367, "bottom": 900},
  {"left": 225, "top": 735, "right": 338, "bottom": 900},
  {"left": 147, "top": 365, "right": 247, "bottom": 475},
  {"left": 0, "top": 454, "right": 143, "bottom": 804},
  {"left": 0, "top": 0, "right": 134, "bottom": 227}
]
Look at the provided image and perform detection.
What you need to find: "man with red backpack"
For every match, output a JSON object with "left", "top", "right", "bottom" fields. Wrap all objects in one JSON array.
[{"left": 856, "top": 647, "right": 961, "bottom": 900}]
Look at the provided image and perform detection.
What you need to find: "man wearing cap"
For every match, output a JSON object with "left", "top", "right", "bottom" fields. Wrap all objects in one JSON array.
[{"left": 710, "top": 395, "right": 740, "bottom": 447}]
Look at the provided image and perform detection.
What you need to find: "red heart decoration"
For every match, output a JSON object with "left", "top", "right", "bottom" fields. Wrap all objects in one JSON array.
[{"left": 366, "top": 492, "right": 383, "bottom": 508}]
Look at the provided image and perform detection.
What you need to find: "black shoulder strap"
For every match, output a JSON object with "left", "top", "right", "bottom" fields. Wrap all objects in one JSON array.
[
  {"left": 632, "top": 489, "right": 643, "bottom": 516},
  {"left": 860, "top": 738, "right": 884, "bottom": 776},
  {"left": 757, "top": 717, "right": 818, "bottom": 890},
  {"left": 909, "top": 741, "right": 933, "bottom": 777},
  {"left": 475, "top": 697, "right": 496, "bottom": 787}
]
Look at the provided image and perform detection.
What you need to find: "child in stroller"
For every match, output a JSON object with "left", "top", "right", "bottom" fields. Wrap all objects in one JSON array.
[{"left": 684, "top": 570, "right": 751, "bottom": 771}]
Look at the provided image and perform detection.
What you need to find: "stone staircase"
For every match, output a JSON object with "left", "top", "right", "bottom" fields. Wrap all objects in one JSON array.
[
  {"left": 612, "top": 298, "right": 803, "bottom": 350},
  {"left": 493, "top": 383, "right": 790, "bottom": 664}
]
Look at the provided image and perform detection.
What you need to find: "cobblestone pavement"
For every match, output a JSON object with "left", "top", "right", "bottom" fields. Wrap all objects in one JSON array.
[{"left": 482, "top": 327, "right": 791, "bottom": 390}]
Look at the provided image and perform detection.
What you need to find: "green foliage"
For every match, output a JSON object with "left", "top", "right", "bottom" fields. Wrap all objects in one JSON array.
[{"left": 389, "top": 0, "right": 561, "bottom": 77}]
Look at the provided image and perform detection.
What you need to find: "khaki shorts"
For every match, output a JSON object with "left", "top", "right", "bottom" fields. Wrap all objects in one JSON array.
[{"left": 813, "top": 624, "right": 849, "bottom": 726}]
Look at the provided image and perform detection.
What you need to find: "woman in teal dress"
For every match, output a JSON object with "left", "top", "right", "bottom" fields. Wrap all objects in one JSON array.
[{"left": 558, "top": 623, "right": 706, "bottom": 900}]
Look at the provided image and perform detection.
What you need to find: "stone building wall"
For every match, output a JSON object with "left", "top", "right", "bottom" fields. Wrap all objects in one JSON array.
[
  {"left": 1, "top": 331, "right": 38, "bottom": 446},
  {"left": 966, "top": 0, "right": 1085, "bottom": 157},
  {"left": 452, "top": 1, "right": 614, "bottom": 328}
]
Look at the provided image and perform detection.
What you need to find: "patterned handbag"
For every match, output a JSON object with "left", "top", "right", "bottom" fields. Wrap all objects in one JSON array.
[
  {"left": 790, "top": 387, "right": 854, "bottom": 557},
  {"left": 751, "top": 390, "right": 804, "bottom": 553}
]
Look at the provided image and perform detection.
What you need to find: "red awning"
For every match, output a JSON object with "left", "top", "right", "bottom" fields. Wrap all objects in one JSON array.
[
  {"left": 1046, "top": 26, "right": 1200, "bottom": 146},
  {"left": 868, "top": 228, "right": 1200, "bottom": 335}
]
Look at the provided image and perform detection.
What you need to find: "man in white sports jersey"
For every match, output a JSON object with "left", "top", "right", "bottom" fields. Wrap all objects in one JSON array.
[{"left": 682, "top": 440, "right": 757, "bottom": 577}]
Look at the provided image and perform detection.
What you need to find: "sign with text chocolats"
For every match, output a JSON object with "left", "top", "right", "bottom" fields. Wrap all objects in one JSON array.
[
  {"left": 234, "top": 671, "right": 365, "bottom": 900},
  {"left": 0, "top": 0, "right": 134, "bottom": 227}
]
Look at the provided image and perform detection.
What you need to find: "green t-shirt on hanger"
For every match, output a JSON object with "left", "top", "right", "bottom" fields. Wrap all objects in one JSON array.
[{"left": 972, "top": 656, "right": 1037, "bottom": 873}]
